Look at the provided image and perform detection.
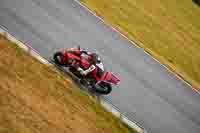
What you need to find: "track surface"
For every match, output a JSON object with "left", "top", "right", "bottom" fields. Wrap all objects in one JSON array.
[{"left": 0, "top": 0, "right": 200, "bottom": 132}]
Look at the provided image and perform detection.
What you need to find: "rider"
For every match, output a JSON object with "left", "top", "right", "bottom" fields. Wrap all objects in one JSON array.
[
  {"left": 77, "top": 49, "right": 104, "bottom": 76},
  {"left": 80, "top": 49, "right": 104, "bottom": 69}
]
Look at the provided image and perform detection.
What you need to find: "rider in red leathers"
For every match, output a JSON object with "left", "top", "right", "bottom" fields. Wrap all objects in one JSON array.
[
  {"left": 77, "top": 52, "right": 98, "bottom": 76},
  {"left": 66, "top": 47, "right": 104, "bottom": 77}
]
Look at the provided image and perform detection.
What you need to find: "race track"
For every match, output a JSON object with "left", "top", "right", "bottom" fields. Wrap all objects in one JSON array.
[{"left": 0, "top": 0, "right": 200, "bottom": 132}]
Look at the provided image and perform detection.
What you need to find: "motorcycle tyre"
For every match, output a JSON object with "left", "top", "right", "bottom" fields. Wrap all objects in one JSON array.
[
  {"left": 94, "top": 82, "right": 112, "bottom": 95},
  {"left": 53, "top": 52, "right": 65, "bottom": 66}
]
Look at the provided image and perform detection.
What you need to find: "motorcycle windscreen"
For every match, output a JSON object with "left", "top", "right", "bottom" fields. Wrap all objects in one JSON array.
[{"left": 101, "top": 72, "right": 120, "bottom": 85}]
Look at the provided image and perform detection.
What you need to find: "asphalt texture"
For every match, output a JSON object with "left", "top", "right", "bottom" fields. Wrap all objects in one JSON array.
[{"left": 0, "top": 0, "right": 200, "bottom": 132}]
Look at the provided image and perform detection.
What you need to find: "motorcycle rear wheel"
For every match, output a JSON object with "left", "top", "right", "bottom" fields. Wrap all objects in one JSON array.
[{"left": 53, "top": 52, "right": 65, "bottom": 66}]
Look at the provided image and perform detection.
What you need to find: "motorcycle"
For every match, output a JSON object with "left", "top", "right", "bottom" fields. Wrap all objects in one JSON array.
[{"left": 53, "top": 47, "right": 120, "bottom": 95}]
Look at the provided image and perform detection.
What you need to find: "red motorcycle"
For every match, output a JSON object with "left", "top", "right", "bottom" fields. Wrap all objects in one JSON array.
[{"left": 53, "top": 47, "right": 120, "bottom": 95}]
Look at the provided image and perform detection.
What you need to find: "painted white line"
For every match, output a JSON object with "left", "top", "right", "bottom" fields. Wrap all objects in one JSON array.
[
  {"left": 73, "top": 0, "right": 141, "bottom": 49},
  {"left": 99, "top": 98, "right": 146, "bottom": 133},
  {"left": 73, "top": 0, "right": 200, "bottom": 95},
  {"left": 0, "top": 26, "right": 51, "bottom": 66},
  {"left": 143, "top": 50, "right": 200, "bottom": 95},
  {"left": 100, "top": 99, "right": 121, "bottom": 118},
  {"left": 144, "top": 50, "right": 200, "bottom": 95}
]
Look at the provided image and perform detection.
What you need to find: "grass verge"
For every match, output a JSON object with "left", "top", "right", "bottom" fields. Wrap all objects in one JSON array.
[
  {"left": 0, "top": 34, "right": 137, "bottom": 133},
  {"left": 81, "top": 0, "right": 200, "bottom": 90}
]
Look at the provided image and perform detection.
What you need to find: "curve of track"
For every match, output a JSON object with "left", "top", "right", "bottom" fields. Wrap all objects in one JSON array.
[{"left": 0, "top": 0, "right": 200, "bottom": 132}]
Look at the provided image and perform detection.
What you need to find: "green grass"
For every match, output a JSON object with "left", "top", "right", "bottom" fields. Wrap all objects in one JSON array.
[
  {"left": 0, "top": 34, "right": 137, "bottom": 133},
  {"left": 81, "top": 0, "right": 200, "bottom": 90}
]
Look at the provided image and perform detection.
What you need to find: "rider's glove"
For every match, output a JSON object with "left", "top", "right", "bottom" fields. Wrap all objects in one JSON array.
[
  {"left": 77, "top": 67, "right": 85, "bottom": 75},
  {"left": 81, "top": 71, "right": 87, "bottom": 75}
]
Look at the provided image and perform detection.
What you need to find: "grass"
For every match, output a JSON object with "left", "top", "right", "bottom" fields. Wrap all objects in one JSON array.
[
  {"left": 81, "top": 0, "right": 200, "bottom": 90},
  {"left": 0, "top": 34, "right": 137, "bottom": 133}
]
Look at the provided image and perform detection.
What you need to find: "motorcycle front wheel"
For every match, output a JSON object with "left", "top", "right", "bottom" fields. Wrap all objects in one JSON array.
[{"left": 95, "top": 82, "right": 112, "bottom": 95}]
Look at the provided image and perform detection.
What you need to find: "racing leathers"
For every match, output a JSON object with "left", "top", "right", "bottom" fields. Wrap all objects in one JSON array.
[{"left": 77, "top": 49, "right": 104, "bottom": 76}]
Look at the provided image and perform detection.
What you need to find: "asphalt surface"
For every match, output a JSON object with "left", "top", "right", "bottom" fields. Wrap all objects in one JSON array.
[{"left": 0, "top": 0, "right": 200, "bottom": 132}]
